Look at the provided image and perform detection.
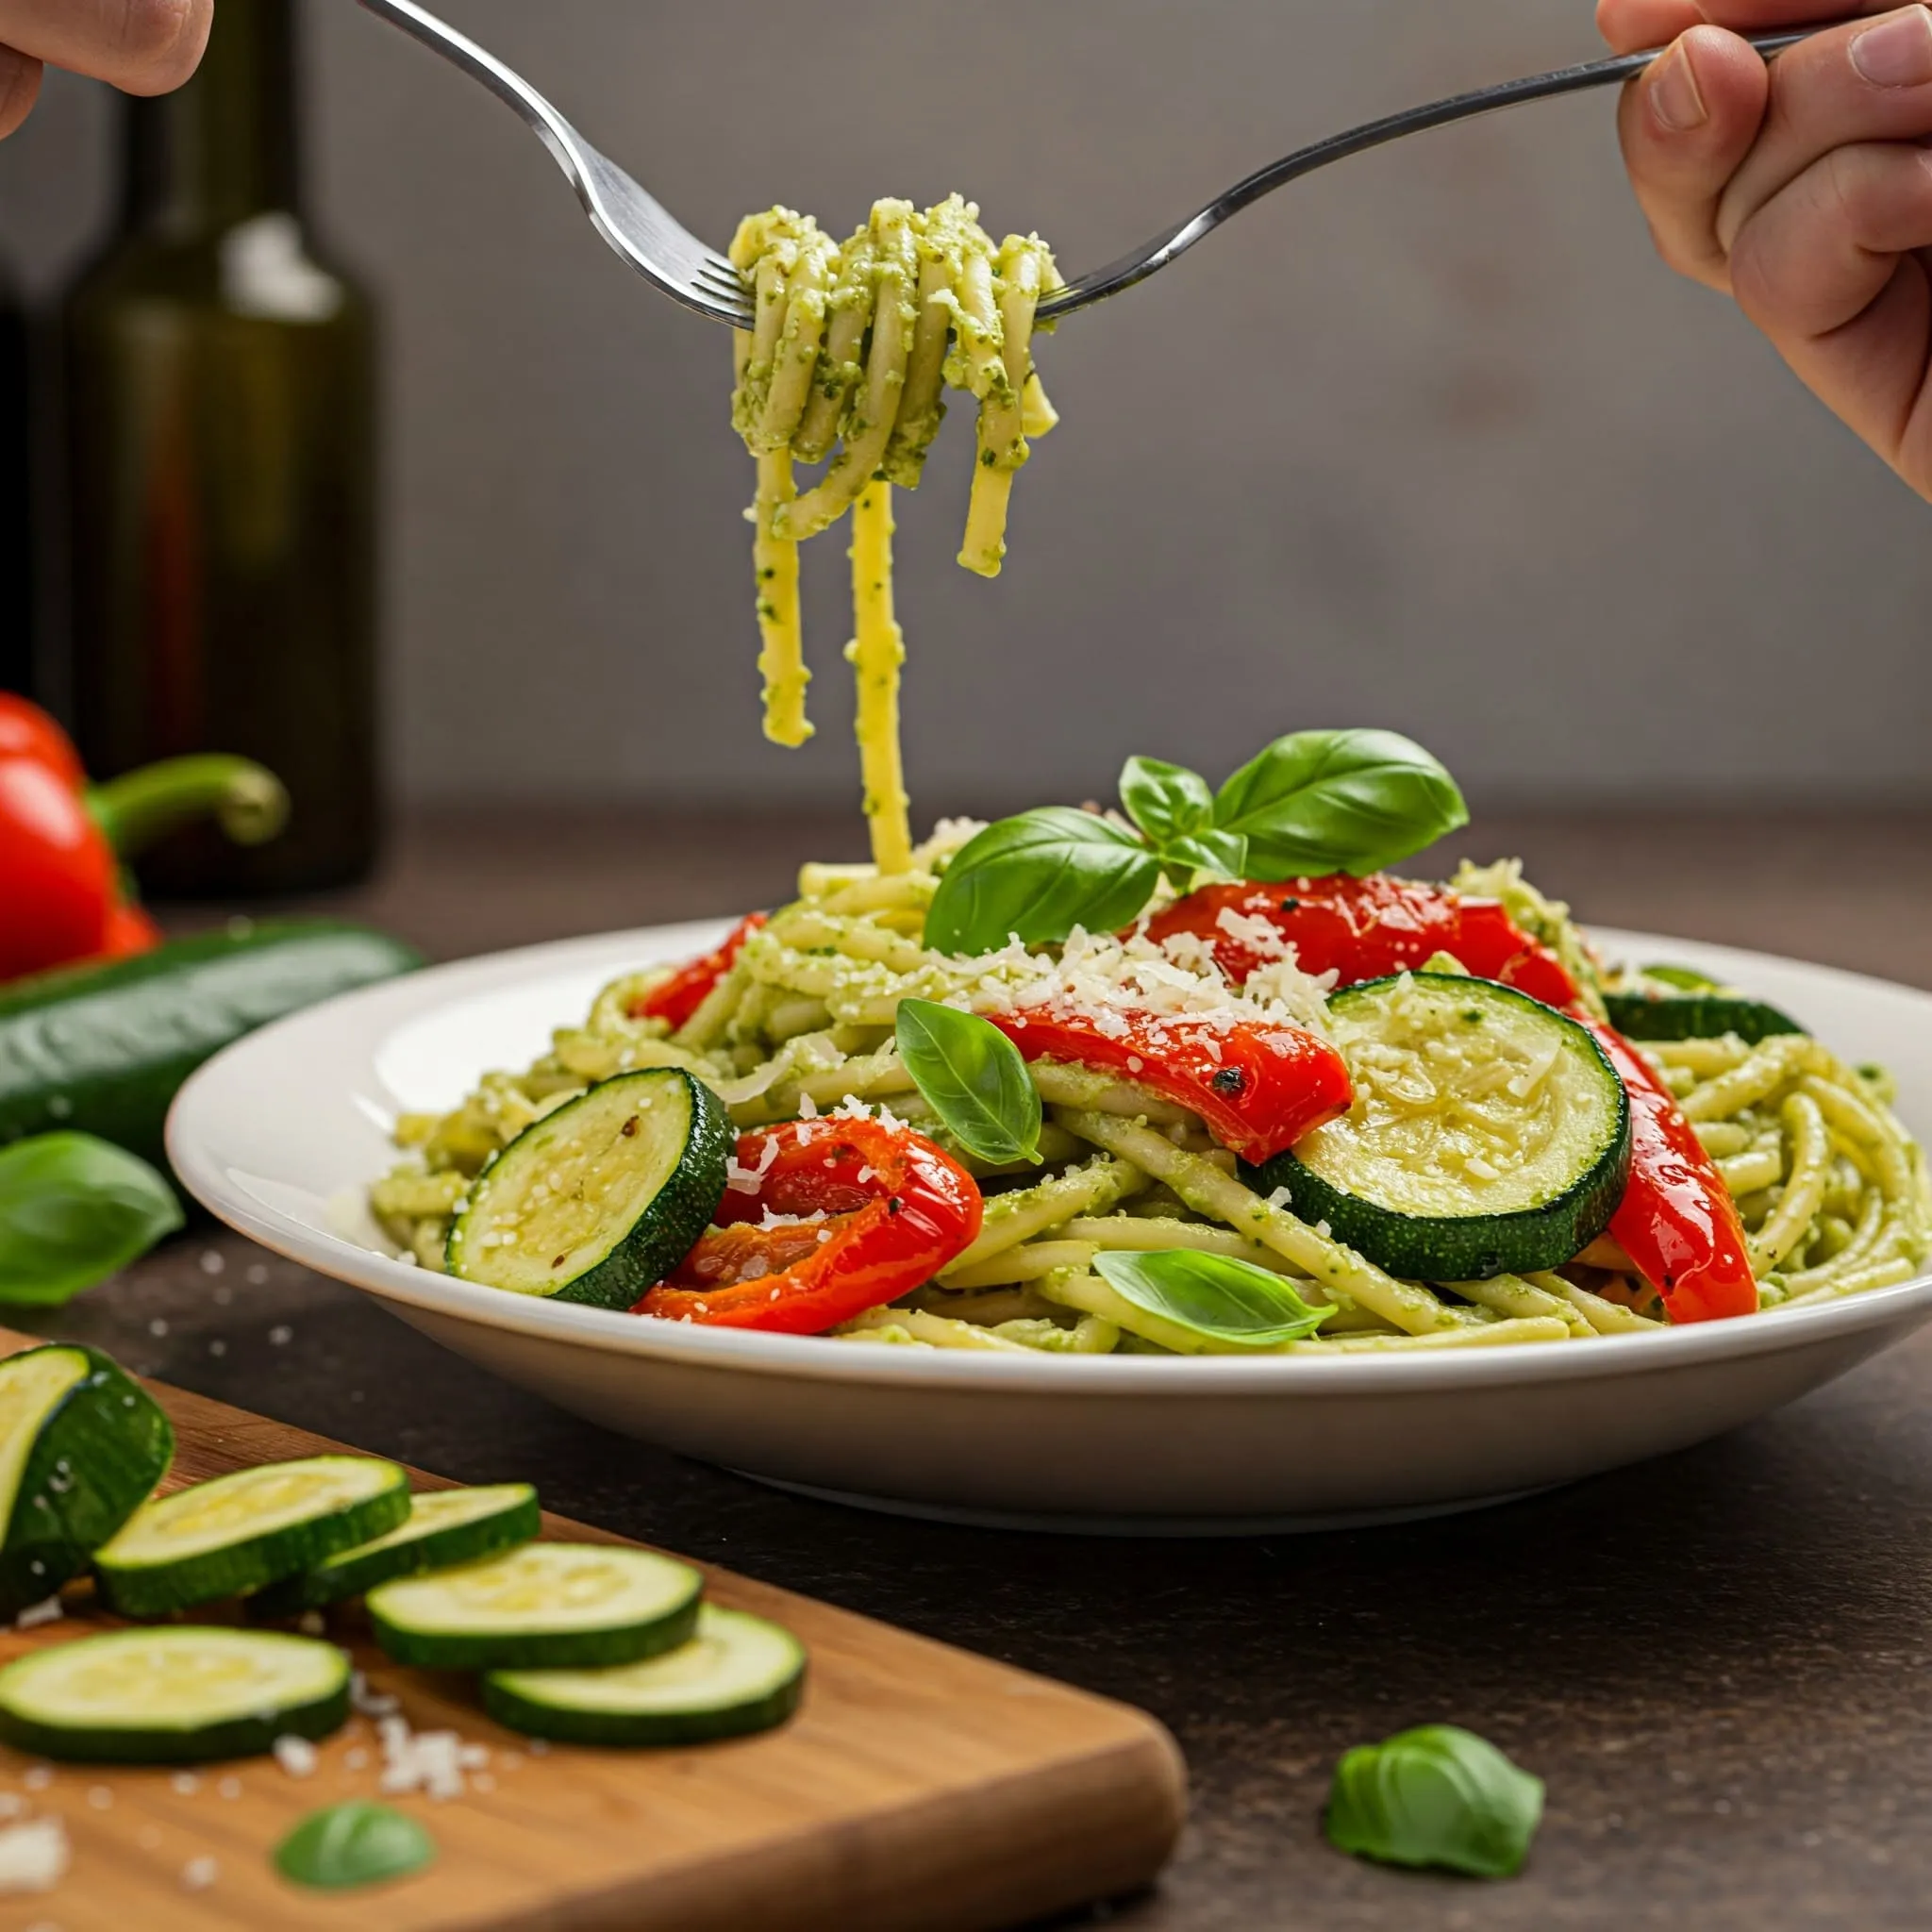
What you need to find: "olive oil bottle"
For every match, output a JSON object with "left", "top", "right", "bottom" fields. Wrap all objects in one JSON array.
[{"left": 62, "top": 0, "right": 378, "bottom": 892}]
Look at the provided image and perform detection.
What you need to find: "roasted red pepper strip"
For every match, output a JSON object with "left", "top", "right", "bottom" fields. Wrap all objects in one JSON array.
[
  {"left": 1145, "top": 875, "right": 1579, "bottom": 1009},
  {"left": 627, "top": 913, "right": 769, "bottom": 1031},
  {"left": 633, "top": 1117, "right": 982, "bottom": 1334},
  {"left": 985, "top": 1008, "right": 1351, "bottom": 1164},
  {"left": 1574, "top": 1016, "right": 1757, "bottom": 1324}
]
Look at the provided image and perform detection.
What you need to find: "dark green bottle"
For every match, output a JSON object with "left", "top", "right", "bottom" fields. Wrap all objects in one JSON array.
[
  {"left": 62, "top": 0, "right": 378, "bottom": 893},
  {"left": 0, "top": 252, "right": 29, "bottom": 698}
]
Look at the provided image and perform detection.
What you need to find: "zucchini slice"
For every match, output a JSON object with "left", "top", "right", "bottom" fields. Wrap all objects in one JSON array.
[
  {"left": 0, "top": 1625, "right": 349, "bottom": 1763},
  {"left": 94, "top": 1456, "right": 410, "bottom": 1616},
  {"left": 257, "top": 1483, "right": 541, "bottom": 1614},
  {"left": 483, "top": 1605, "right": 805, "bottom": 1747},
  {"left": 0, "top": 1344, "right": 172, "bottom": 1618},
  {"left": 1604, "top": 970, "right": 1802, "bottom": 1047},
  {"left": 446, "top": 1068, "right": 731, "bottom": 1309},
  {"left": 367, "top": 1541, "right": 703, "bottom": 1671},
  {"left": 1249, "top": 974, "right": 1631, "bottom": 1283}
]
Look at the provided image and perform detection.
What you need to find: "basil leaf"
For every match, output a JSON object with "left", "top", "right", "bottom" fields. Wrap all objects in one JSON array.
[
  {"left": 275, "top": 1801, "right": 437, "bottom": 1890},
  {"left": 924, "top": 808, "right": 1160, "bottom": 957},
  {"left": 1092, "top": 1249, "right": 1332, "bottom": 1349},
  {"left": 895, "top": 999, "right": 1042, "bottom": 1166},
  {"left": 1325, "top": 1724, "right": 1544, "bottom": 1879},
  {"left": 1158, "top": 827, "right": 1248, "bottom": 891},
  {"left": 0, "top": 1133, "right": 182, "bottom": 1307},
  {"left": 1119, "top": 756, "right": 1214, "bottom": 845},
  {"left": 1213, "top": 728, "right": 1469, "bottom": 879}
]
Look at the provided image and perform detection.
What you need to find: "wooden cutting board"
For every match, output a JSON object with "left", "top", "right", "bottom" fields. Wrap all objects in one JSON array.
[{"left": 0, "top": 1330, "right": 1185, "bottom": 1931}]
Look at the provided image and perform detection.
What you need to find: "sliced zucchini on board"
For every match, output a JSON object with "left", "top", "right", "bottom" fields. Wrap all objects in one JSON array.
[
  {"left": 0, "top": 1344, "right": 172, "bottom": 1617},
  {"left": 94, "top": 1456, "right": 410, "bottom": 1616},
  {"left": 447, "top": 1068, "right": 731, "bottom": 1310},
  {"left": 0, "top": 1625, "right": 349, "bottom": 1763},
  {"left": 367, "top": 1541, "right": 703, "bottom": 1672},
  {"left": 484, "top": 1605, "right": 805, "bottom": 1747},
  {"left": 257, "top": 1483, "right": 541, "bottom": 1614},
  {"left": 1249, "top": 974, "right": 1631, "bottom": 1283}
]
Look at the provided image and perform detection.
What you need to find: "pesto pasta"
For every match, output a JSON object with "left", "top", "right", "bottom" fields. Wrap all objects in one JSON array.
[
  {"left": 371, "top": 841, "right": 1930, "bottom": 1355},
  {"left": 727, "top": 200, "right": 1059, "bottom": 874}
]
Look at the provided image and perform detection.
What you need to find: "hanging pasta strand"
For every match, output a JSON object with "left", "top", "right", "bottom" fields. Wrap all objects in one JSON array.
[
  {"left": 847, "top": 484, "right": 912, "bottom": 874},
  {"left": 752, "top": 449, "right": 810, "bottom": 746}
]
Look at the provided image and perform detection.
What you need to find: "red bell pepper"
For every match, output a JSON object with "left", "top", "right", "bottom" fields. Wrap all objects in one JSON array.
[
  {"left": 986, "top": 1007, "right": 1351, "bottom": 1164},
  {"left": 633, "top": 1116, "right": 982, "bottom": 1334},
  {"left": 1144, "top": 875, "right": 1579, "bottom": 1009},
  {"left": 1575, "top": 1016, "right": 1757, "bottom": 1324},
  {"left": 0, "top": 696, "right": 289, "bottom": 984},
  {"left": 626, "top": 913, "right": 769, "bottom": 1031},
  {"left": 0, "top": 693, "right": 85, "bottom": 785}
]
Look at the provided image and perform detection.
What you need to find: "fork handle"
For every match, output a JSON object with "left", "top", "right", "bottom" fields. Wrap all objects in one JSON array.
[
  {"left": 1041, "top": 21, "right": 1842, "bottom": 317},
  {"left": 356, "top": 0, "right": 584, "bottom": 175}
]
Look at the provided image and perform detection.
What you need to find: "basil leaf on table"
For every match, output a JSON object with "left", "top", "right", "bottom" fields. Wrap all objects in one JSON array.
[
  {"left": 1213, "top": 728, "right": 1468, "bottom": 879},
  {"left": 894, "top": 999, "right": 1042, "bottom": 1166},
  {"left": 1092, "top": 1249, "right": 1332, "bottom": 1349},
  {"left": 275, "top": 1800, "right": 437, "bottom": 1890},
  {"left": 0, "top": 1132, "right": 182, "bottom": 1307},
  {"left": 1119, "top": 756, "right": 1214, "bottom": 846},
  {"left": 924, "top": 808, "right": 1160, "bottom": 956},
  {"left": 1324, "top": 1724, "right": 1544, "bottom": 1879}
]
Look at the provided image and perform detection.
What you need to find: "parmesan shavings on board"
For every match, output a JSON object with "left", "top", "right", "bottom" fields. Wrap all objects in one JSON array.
[{"left": 0, "top": 1818, "right": 68, "bottom": 1894}]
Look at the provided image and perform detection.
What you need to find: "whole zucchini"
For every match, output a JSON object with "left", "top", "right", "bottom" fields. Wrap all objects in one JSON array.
[{"left": 0, "top": 923, "right": 423, "bottom": 1168}]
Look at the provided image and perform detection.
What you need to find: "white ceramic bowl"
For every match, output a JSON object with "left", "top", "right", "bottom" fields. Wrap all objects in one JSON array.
[{"left": 168, "top": 922, "right": 1932, "bottom": 1534}]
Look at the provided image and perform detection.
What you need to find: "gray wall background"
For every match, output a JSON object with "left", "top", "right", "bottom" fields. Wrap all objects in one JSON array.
[{"left": 4, "top": 1, "right": 1927, "bottom": 814}]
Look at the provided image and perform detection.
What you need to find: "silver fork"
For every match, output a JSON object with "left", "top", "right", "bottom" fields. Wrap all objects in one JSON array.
[{"left": 357, "top": 1, "right": 1854, "bottom": 328}]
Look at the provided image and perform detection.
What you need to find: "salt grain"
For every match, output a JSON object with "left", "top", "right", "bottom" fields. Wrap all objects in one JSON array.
[
  {"left": 273, "top": 1736, "right": 318, "bottom": 1779},
  {"left": 0, "top": 1818, "right": 68, "bottom": 1893},
  {"left": 217, "top": 1777, "right": 241, "bottom": 1800},
  {"left": 170, "top": 1773, "right": 199, "bottom": 1795},
  {"left": 180, "top": 1854, "right": 218, "bottom": 1890},
  {"left": 147, "top": 1319, "right": 168, "bottom": 1339},
  {"left": 268, "top": 1325, "right": 292, "bottom": 1346},
  {"left": 13, "top": 1599, "right": 61, "bottom": 1632},
  {"left": 198, "top": 1251, "right": 225, "bottom": 1275},
  {"left": 85, "top": 1788, "right": 110, "bottom": 1810}
]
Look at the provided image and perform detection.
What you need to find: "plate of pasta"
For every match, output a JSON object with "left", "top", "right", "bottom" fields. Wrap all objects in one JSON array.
[{"left": 171, "top": 193, "right": 1932, "bottom": 1529}]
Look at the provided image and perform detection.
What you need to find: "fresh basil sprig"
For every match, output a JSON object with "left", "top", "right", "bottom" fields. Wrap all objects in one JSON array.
[
  {"left": 0, "top": 1132, "right": 182, "bottom": 1307},
  {"left": 894, "top": 999, "right": 1042, "bottom": 1167},
  {"left": 924, "top": 728, "right": 1466, "bottom": 958},
  {"left": 1092, "top": 1249, "right": 1333, "bottom": 1351},
  {"left": 275, "top": 1801, "right": 438, "bottom": 1890},
  {"left": 1325, "top": 1724, "right": 1544, "bottom": 1879}
]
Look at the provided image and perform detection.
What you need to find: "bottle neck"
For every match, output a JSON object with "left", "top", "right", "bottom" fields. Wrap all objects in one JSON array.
[{"left": 121, "top": 0, "right": 301, "bottom": 232}]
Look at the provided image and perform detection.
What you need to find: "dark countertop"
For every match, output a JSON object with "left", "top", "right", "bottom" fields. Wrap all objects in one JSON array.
[{"left": 35, "top": 806, "right": 1932, "bottom": 1930}]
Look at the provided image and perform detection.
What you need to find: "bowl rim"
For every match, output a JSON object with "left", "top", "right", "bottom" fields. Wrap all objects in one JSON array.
[{"left": 167, "top": 918, "right": 1932, "bottom": 1400}]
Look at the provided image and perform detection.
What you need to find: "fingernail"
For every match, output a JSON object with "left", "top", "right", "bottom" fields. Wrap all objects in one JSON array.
[
  {"left": 1649, "top": 43, "right": 1709, "bottom": 133},
  {"left": 1852, "top": 6, "right": 1932, "bottom": 88}
]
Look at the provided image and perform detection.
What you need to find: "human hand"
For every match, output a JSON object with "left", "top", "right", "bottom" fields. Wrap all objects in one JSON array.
[
  {"left": 1598, "top": 1, "right": 1932, "bottom": 500},
  {"left": 1, "top": 0, "right": 212, "bottom": 141}
]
